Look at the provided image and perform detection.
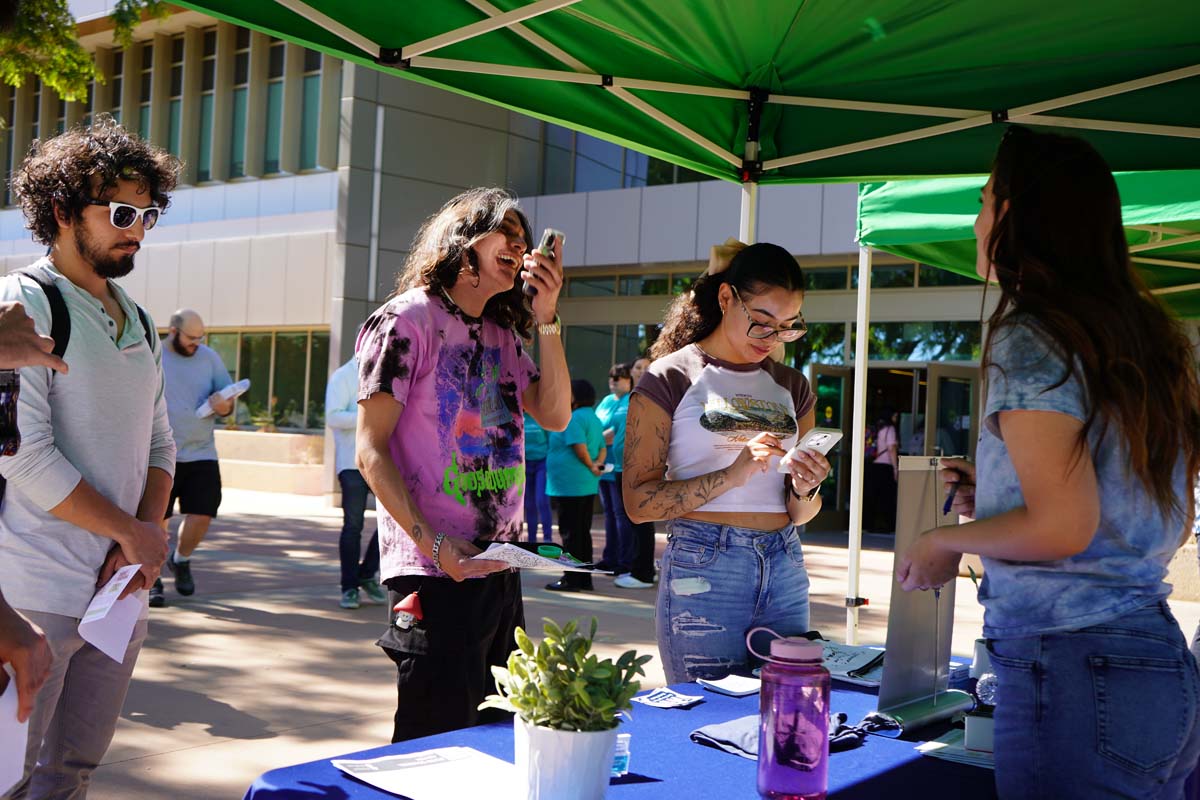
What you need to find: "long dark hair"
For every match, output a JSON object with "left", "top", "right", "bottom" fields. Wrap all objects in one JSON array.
[
  {"left": 982, "top": 125, "right": 1200, "bottom": 519},
  {"left": 395, "top": 187, "right": 535, "bottom": 338},
  {"left": 652, "top": 242, "right": 804, "bottom": 358}
]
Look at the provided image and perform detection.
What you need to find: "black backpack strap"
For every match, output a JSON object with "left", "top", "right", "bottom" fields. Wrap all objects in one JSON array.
[
  {"left": 135, "top": 305, "right": 155, "bottom": 351},
  {"left": 12, "top": 269, "right": 69, "bottom": 359}
]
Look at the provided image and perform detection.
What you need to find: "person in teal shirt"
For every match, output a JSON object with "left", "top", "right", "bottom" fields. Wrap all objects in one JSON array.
[
  {"left": 545, "top": 379, "right": 605, "bottom": 591},
  {"left": 523, "top": 412, "right": 553, "bottom": 542},
  {"left": 595, "top": 363, "right": 633, "bottom": 573}
]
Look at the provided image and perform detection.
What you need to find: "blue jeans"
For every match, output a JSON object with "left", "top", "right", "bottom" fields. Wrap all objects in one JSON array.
[
  {"left": 338, "top": 469, "right": 380, "bottom": 592},
  {"left": 988, "top": 601, "right": 1200, "bottom": 800},
  {"left": 523, "top": 459, "right": 553, "bottom": 541},
  {"left": 655, "top": 518, "right": 810, "bottom": 684},
  {"left": 599, "top": 478, "right": 635, "bottom": 572}
]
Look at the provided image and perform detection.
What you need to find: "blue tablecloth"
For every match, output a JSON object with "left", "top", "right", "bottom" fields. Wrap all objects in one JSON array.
[{"left": 243, "top": 683, "right": 996, "bottom": 799}]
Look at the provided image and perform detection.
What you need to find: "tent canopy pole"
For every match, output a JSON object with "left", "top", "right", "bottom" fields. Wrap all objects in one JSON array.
[{"left": 846, "top": 245, "right": 873, "bottom": 644}]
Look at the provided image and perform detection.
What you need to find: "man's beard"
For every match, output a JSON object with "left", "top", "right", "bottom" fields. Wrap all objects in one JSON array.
[
  {"left": 75, "top": 225, "right": 136, "bottom": 279},
  {"left": 170, "top": 335, "right": 195, "bottom": 357}
]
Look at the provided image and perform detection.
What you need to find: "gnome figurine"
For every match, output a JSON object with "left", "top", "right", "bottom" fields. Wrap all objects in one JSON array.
[{"left": 392, "top": 591, "right": 423, "bottom": 630}]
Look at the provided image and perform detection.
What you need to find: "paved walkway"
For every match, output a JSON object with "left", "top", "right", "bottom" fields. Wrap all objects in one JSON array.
[{"left": 88, "top": 489, "right": 1200, "bottom": 799}]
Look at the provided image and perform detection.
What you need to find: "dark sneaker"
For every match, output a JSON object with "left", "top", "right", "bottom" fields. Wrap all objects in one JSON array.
[
  {"left": 359, "top": 578, "right": 386, "bottom": 605},
  {"left": 339, "top": 589, "right": 361, "bottom": 609},
  {"left": 149, "top": 578, "right": 166, "bottom": 608},
  {"left": 167, "top": 551, "right": 195, "bottom": 596}
]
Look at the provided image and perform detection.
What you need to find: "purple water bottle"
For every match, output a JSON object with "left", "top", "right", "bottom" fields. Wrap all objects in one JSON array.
[{"left": 749, "top": 628, "right": 830, "bottom": 800}]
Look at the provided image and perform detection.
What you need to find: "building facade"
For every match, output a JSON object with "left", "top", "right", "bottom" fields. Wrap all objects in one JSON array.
[{"left": 0, "top": 4, "right": 1007, "bottom": 497}]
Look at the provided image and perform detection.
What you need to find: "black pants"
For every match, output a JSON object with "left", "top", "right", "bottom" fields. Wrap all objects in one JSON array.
[
  {"left": 555, "top": 495, "right": 595, "bottom": 589},
  {"left": 338, "top": 469, "right": 380, "bottom": 591},
  {"left": 378, "top": 570, "right": 523, "bottom": 742},
  {"left": 630, "top": 519, "right": 657, "bottom": 583},
  {"left": 864, "top": 462, "right": 898, "bottom": 532}
]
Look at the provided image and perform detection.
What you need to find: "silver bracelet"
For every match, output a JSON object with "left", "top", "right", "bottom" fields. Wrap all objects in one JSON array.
[{"left": 431, "top": 532, "right": 447, "bottom": 570}]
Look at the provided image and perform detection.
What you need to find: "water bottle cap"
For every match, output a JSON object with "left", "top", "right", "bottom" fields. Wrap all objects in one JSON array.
[{"left": 769, "top": 637, "right": 823, "bottom": 661}]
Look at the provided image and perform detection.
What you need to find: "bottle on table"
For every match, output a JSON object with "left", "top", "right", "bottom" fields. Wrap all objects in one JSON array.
[{"left": 755, "top": 635, "right": 830, "bottom": 800}]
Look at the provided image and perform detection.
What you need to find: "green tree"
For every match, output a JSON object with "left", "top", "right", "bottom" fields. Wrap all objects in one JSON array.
[{"left": 0, "top": 0, "right": 165, "bottom": 106}]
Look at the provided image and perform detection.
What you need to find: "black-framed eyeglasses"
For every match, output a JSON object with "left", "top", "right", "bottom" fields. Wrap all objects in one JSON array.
[
  {"left": 83, "top": 199, "right": 160, "bottom": 231},
  {"left": 731, "top": 286, "right": 807, "bottom": 342}
]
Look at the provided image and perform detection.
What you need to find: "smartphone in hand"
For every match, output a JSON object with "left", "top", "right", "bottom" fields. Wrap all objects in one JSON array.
[
  {"left": 777, "top": 427, "right": 843, "bottom": 473},
  {"left": 524, "top": 228, "right": 565, "bottom": 297}
]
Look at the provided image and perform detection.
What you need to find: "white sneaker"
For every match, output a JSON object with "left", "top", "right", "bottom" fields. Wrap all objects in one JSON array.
[{"left": 613, "top": 574, "right": 655, "bottom": 590}]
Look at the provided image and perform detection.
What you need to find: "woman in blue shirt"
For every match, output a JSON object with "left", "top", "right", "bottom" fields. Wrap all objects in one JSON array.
[
  {"left": 897, "top": 126, "right": 1200, "bottom": 799},
  {"left": 545, "top": 379, "right": 605, "bottom": 591},
  {"left": 522, "top": 412, "right": 553, "bottom": 542}
]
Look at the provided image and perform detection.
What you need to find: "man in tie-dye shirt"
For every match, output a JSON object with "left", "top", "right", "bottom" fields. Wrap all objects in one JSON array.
[{"left": 356, "top": 188, "right": 570, "bottom": 742}]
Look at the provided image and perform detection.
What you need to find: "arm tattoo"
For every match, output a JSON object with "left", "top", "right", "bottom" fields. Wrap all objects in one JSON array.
[
  {"left": 625, "top": 396, "right": 736, "bottom": 521},
  {"left": 409, "top": 522, "right": 424, "bottom": 544}
]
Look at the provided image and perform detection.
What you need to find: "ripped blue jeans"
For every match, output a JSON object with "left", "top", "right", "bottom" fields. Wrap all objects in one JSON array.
[{"left": 655, "top": 518, "right": 811, "bottom": 684}]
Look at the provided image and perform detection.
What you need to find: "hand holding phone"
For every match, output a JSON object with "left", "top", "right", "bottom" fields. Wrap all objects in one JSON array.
[
  {"left": 777, "top": 427, "right": 843, "bottom": 473},
  {"left": 524, "top": 228, "right": 565, "bottom": 297}
]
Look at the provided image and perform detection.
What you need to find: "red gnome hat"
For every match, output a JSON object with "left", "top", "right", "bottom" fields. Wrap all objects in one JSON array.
[{"left": 392, "top": 591, "right": 423, "bottom": 620}]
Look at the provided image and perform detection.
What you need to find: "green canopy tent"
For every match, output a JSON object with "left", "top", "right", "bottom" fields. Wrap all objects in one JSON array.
[
  {"left": 172, "top": 0, "right": 1200, "bottom": 641},
  {"left": 857, "top": 171, "right": 1200, "bottom": 318}
]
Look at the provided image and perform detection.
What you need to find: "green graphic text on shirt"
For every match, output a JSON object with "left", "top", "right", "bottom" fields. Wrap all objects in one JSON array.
[{"left": 442, "top": 451, "right": 525, "bottom": 506}]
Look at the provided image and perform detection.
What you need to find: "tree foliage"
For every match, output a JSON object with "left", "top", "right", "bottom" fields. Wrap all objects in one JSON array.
[{"left": 0, "top": 0, "right": 166, "bottom": 107}]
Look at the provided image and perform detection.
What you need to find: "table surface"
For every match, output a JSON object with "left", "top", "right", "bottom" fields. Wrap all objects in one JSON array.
[{"left": 243, "top": 683, "right": 997, "bottom": 799}]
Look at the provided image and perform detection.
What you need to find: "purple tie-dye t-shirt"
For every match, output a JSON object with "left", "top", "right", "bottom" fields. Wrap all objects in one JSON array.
[{"left": 356, "top": 288, "right": 540, "bottom": 579}]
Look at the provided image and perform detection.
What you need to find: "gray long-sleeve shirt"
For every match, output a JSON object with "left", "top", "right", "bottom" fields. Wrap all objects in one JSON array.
[{"left": 0, "top": 258, "right": 175, "bottom": 618}]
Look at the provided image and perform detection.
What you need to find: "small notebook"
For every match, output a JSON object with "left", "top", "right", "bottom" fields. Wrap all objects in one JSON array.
[{"left": 697, "top": 675, "right": 761, "bottom": 697}]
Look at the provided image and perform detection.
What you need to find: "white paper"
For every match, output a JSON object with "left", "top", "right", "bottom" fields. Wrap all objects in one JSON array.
[
  {"left": 632, "top": 687, "right": 705, "bottom": 709},
  {"left": 697, "top": 675, "right": 761, "bottom": 697},
  {"left": 470, "top": 542, "right": 604, "bottom": 573},
  {"left": 0, "top": 665, "right": 27, "bottom": 796},
  {"left": 916, "top": 728, "right": 995, "bottom": 770},
  {"left": 332, "top": 746, "right": 516, "bottom": 800},
  {"left": 195, "top": 379, "right": 251, "bottom": 418},
  {"left": 78, "top": 565, "right": 142, "bottom": 663}
]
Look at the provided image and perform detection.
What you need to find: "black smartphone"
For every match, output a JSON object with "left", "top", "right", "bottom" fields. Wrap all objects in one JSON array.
[{"left": 523, "top": 227, "right": 564, "bottom": 297}]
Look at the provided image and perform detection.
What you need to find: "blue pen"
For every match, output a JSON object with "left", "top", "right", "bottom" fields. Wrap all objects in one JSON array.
[{"left": 942, "top": 481, "right": 959, "bottom": 516}]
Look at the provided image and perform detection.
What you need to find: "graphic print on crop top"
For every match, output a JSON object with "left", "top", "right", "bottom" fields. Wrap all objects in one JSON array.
[{"left": 635, "top": 344, "right": 814, "bottom": 514}]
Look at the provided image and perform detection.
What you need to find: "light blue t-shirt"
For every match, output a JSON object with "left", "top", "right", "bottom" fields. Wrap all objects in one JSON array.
[
  {"left": 594, "top": 392, "right": 630, "bottom": 482},
  {"left": 976, "top": 316, "right": 1186, "bottom": 639},
  {"left": 162, "top": 343, "right": 234, "bottom": 463},
  {"left": 524, "top": 412, "right": 549, "bottom": 462},
  {"left": 546, "top": 407, "right": 604, "bottom": 497}
]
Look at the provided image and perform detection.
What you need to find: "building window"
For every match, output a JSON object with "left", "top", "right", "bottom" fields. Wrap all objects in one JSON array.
[
  {"left": 542, "top": 125, "right": 703, "bottom": 194},
  {"left": 299, "top": 48, "right": 321, "bottom": 170},
  {"left": 137, "top": 42, "right": 153, "bottom": 141},
  {"left": 166, "top": 35, "right": 184, "bottom": 156},
  {"left": 566, "top": 275, "right": 616, "bottom": 297},
  {"left": 2, "top": 89, "right": 13, "bottom": 205},
  {"left": 229, "top": 28, "right": 250, "bottom": 178},
  {"left": 917, "top": 264, "right": 979, "bottom": 287},
  {"left": 206, "top": 328, "right": 330, "bottom": 430},
  {"left": 853, "top": 320, "right": 981, "bottom": 362},
  {"left": 806, "top": 266, "right": 849, "bottom": 291},
  {"left": 619, "top": 274, "right": 669, "bottom": 296},
  {"left": 197, "top": 29, "right": 217, "bottom": 181},
  {"left": 109, "top": 50, "right": 123, "bottom": 124},
  {"left": 788, "top": 322, "right": 848, "bottom": 368},
  {"left": 852, "top": 262, "right": 915, "bottom": 289},
  {"left": 263, "top": 38, "right": 285, "bottom": 174}
]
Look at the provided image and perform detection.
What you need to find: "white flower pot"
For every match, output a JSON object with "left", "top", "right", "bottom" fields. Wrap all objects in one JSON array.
[{"left": 513, "top": 717, "right": 618, "bottom": 800}]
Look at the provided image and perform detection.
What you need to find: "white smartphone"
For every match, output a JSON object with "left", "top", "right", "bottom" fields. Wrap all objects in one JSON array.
[{"left": 777, "top": 427, "right": 843, "bottom": 473}]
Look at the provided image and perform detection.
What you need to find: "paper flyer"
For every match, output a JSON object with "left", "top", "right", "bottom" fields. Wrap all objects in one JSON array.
[
  {"left": 79, "top": 564, "right": 142, "bottom": 663},
  {"left": 332, "top": 746, "right": 516, "bottom": 799},
  {"left": 195, "top": 379, "right": 251, "bottom": 418},
  {"left": 469, "top": 542, "right": 606, "bottom": 573},
  {"left": 0, "top": 665, "right": 27, "bottom": 796}
]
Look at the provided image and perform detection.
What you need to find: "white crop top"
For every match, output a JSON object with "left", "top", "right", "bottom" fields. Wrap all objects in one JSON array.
[{"left": 634, "top": 344, "right": 815, "bottom": 514}]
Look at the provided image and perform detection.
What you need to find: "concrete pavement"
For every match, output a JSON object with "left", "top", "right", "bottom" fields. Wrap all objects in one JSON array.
[{"left": 88, "top": 489, "right": 1200, "bottom": 799}]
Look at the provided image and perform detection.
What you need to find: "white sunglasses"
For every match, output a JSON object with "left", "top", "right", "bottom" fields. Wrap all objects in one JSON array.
[{"left": 84, "top": 199, "right": 160, "bottom": 231}]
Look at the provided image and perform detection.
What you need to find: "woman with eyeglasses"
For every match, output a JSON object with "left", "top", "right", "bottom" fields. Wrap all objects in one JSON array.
[
  {"left": 623, "top": 240, "right": 829, "bottom": 683},
  {"left": 897, "top": 126, "right": 1200, "bottom": 799}
]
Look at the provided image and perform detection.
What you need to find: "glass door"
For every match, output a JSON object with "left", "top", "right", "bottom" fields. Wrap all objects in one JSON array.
[
  {"left": 808, "top": 364, "right": 853, "bottom": 515},
  {"left": 924, "top": 364, "right": 981, "bottom": 461}
]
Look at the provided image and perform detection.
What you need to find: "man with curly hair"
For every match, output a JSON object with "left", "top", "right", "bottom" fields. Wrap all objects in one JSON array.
[{"left": 0, "top": 117, "right": 179, "bottom": 800}]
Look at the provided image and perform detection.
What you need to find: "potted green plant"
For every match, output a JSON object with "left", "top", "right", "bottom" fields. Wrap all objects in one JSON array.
[{"left": 480, "top": 617, "right": 652, "bottom": 800}]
